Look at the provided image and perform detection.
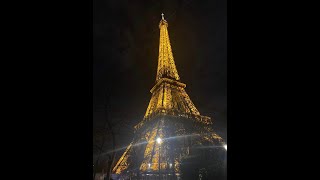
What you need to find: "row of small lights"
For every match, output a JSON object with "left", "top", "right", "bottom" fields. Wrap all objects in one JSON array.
[
  {"left": 156, "top": 137, "right": 227, "bottom": 150},
  {"left": 148, "top": 163, "right": 173, "bottom": 168},
  {"left": 93, "top": 139, "right": 226, "bottom": 164}
]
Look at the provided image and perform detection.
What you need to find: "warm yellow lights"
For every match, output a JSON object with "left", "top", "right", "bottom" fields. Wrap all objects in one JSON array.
[
  {"left": 112, "top": 15, "right": 225, "bottom": 177},
  {"left": 141, "top": 18, "right": 199, "bottom": 121},
  {"left": 156, "top": 17, "right": 180, "bottom": 81},
  {"left": 112, "top": 143, "right": 133, "bottom": 174}
]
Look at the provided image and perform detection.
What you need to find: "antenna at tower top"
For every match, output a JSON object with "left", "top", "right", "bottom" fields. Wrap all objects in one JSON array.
[{"left": 161, "top": 13, "right": 164, "bottom": 20}]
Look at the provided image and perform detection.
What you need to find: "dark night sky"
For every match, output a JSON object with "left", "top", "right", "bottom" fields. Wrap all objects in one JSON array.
[{"left": 93, "top": 0, "right": 227, "bottom": 148}]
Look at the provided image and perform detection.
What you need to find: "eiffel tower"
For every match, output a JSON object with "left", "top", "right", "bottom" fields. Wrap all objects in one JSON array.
[{"left": 112, "top": 14, "right": 225, "bottom": 180}]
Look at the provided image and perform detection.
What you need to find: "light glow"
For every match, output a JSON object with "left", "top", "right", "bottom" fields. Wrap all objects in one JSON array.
[
  {"left": 156, "top": 137, "right": 162, "bottom": 144},
  {"left": 223, "top": 144, "right": 227, "bottom": 150}
]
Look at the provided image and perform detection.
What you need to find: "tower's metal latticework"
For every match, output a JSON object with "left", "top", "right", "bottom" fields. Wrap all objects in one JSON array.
[{"left": 112, "top": 15, "right": 225, "bottom": 180}]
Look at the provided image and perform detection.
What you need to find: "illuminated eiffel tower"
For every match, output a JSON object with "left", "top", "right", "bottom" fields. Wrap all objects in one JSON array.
[{"left": 112, "top": 14, "right": 225, "bottom": 180}]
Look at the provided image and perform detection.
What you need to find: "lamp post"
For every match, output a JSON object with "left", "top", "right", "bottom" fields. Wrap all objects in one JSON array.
[{"left": 157, "top": 137, "right": 162, "bottom": 179}]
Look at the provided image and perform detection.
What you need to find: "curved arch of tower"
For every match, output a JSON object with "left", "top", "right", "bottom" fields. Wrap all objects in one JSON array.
[{"left": 112, "top": 14, "right": 225, "bottom": 180}]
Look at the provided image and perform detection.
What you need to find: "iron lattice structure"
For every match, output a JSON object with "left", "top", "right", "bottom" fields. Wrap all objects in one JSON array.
[{"left": 112, "top": 15, "right": 225, "bottom": 180}]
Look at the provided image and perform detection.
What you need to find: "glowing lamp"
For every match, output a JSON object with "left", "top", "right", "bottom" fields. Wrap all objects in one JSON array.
[
  {"left": 156, "top": 137, "right": 162, "bottom": 144},
  {"left": 223, "top": 144, "right": 227, "bottom": 150}
]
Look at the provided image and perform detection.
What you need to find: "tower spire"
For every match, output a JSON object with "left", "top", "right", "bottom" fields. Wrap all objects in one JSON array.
[{"left": 156, "top": 14, "right": 180, "bottom": 81}]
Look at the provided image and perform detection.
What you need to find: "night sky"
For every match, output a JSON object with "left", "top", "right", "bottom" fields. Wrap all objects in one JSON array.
[{"left": 93, "top": 0, "right": 227, "bottom": 149}]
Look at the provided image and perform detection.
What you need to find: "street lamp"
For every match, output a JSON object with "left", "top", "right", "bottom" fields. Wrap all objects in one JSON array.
[{"left": 157, "top": 137, "right": 162, "bottom": 179}]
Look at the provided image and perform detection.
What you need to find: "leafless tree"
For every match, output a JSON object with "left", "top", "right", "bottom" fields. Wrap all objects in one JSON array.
[{"left": 93, "top": 90, "right": 134, "bottom": 180}]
